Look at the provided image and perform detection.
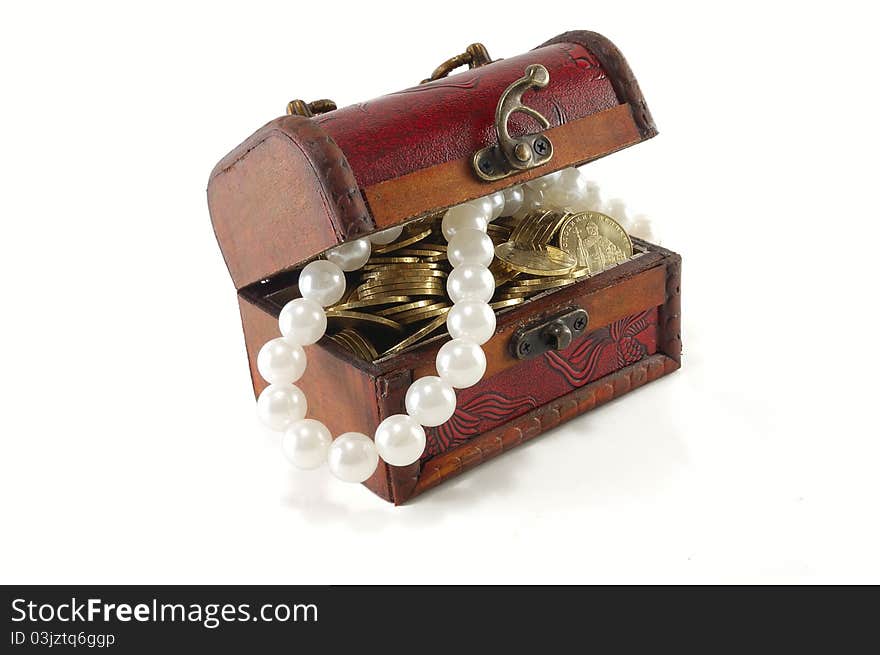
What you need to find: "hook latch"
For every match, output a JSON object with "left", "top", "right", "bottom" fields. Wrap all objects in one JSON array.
[{"left": 472, "top": 64, "right": 554, "bottom": 182}]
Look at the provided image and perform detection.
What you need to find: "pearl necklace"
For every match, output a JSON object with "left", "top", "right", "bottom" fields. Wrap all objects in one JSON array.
[{"left": 254, "top": 167, "right": 648, "bottom": 483}]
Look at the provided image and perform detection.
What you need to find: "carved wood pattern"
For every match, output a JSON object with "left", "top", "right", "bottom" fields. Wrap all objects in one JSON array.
[
  {"left": 409, "top": 353, "right": 680, "bottom": 501},
  {"left": 421, "top": 307, "right": 658, "bottom": 461}
]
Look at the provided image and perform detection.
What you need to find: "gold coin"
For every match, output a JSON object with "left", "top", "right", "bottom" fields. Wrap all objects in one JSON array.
[
  {"left": 508, "top": 210, "right": 546, "bottom": 247},
  {"left": 494, "top": 242, "right": 577, "bottom": 276},
  {"left": 489, "top": 298, "right": 525, "bottom": 310},
  {"left": 358, "top": 280, "right": 444, "bottom": 296},
  {"left": 362, "top": 269, "right": 448, "bottom": 281},
  {"left": 324, "top": 310, "right": 404, "bottom": 331},
  {"left": 396, "top": 303, "right": 451, "bottom": 325},
  {"left": 358, "top": 286, "right": 446, "bottom": 300},
  {"left": 501, "top": 277, "right": 579, "bottom": 296},
  {"left": 531, "top": 211, "right": 570, "bottom": 246},
  {"left": 376, "top": 299, "right": 436, "bottom": 316},
  {"left": 362, "top": 262, "right": 446, "bottom": 271},
  {"left": 369, "top": 228, "right": 433, "bottom": 254},
  {"left": 558, "top": 210, "right": 633, "bottom": 274},
  {"left": 488, "top": 260, "right": 521, "bottom": 286},
  {"left": 329, "top": 296, "right": 412, "bottom": 311},
  {"left": 509, "top": 267, "right": 591, "bottom": 287},
  {"left": 380, "top": 314, "right": 448, "bottom": 357},
  {"left": 394, "top": 248, "right": 448, "bottom": 258},
  {"left": 340, "top": 329, "right": 378, "bottom": 360},
  {"left": 366, "top": 256, "right": 421, "bottom": 264},
  {"left": 332, "top": 330, "right": 370, "bottom": 360}
]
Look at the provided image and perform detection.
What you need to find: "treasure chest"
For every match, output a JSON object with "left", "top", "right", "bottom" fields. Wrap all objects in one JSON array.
[{"left": 207, "top": 30, "right": 682, "bottom": 504}]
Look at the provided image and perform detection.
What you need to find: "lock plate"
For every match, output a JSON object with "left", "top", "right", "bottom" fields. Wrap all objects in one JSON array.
[{"left": 510, "top": 307, "right": 589, "bottom": 360}]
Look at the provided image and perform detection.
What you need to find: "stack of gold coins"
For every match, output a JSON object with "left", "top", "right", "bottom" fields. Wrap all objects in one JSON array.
[{"left": 321, "top": 209, "right": 633, "bottom": 362}]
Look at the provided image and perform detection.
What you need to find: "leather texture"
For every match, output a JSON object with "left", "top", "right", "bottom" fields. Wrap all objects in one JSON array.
[{"left": 316, "top": 43, "right": 617, "bottom": 189}]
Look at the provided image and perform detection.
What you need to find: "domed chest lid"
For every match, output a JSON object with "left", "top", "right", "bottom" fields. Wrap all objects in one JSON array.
[{"left": 208, "top": 31, "right": 656, "bottom": 290}]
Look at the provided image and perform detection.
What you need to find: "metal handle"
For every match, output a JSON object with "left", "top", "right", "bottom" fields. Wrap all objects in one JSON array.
[
  {"left": 472, "top": 64, "right": 554, "bottom": 181},
  {"left": 421, "top": 43, "right": 492, "bottom": 84},
  {"left": 286, "top": 98, "right": 337, "bottom": 118}
]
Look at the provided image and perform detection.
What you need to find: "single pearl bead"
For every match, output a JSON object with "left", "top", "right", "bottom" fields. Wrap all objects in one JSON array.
[
  {"left": 326, "top": 238, "right": 371, "bottom": 272},
  {"left": 256, "top": 384, "right": 307, "bottom": 431},
  {"left": 327, "top": 432, "right": 379, "bottom": 483},
  {"left": 279, "top": 298, "right": 326, "bottom": 346},
  {"left": 446, "top": 264, "right": 495, "bottom": 304},
  {"left": 436, "top": 339, "right": 486, "bottom": 389},
  {"left": 299, "top": 260, "right": 346, "bottom": 307},
  {"left": 446, "top": 301, "right": 496, "bottom": 345},
  {"left": 544, "top": 167, "right": 589, "bottom": 209},
  {"left": 447, "top": 228, "right": 494, "bottom": 268},
  {"left": 441, "top": 201, "right": 490, "bottom": 241},
  {"left": 405, "top": 376, "right": 457, "bottom": 427},
  {"left": 485, "top": 191, "right": 505, "bottom": 220},
  {"left": 446, "top": 264, "right": 495, "bottom": 303},
  {"left": 524, "top": 170, "right": 563, "bottom": 191},
  {"left": 369, "top": 226, "right": 404, "bottom": 245},
  {"left": 502, "top": 185, "right": 524, "bottom": 217},
  {"left": 257, "top": 337, "right": 307, "bottom": 385},
  {"left": 511, "top": 186, "right": 544, "bottom": 220},
  {"left": 281, "top": 419, "right": 332, "bottom": 470},
  {"left": 374, "top": 414, "right": 426, "bottom": 466}
]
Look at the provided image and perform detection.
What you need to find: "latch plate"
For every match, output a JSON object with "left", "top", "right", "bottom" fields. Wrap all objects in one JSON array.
[{"left": 510, "top": 307, "right": 589, "bottom": 360}]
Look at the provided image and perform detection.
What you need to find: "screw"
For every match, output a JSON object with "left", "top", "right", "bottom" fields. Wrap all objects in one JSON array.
[
  {"left": 534, "top": 137, "right": 550, "bottom": 156},
  {"left": 478, "top": 157, "right": 494, "bottom": 174},
  {"left": 518, "top": 341, "right": 532, "bottom": 357},
  {"left": 573, "top": 316, "right": 587, "bottom": 332}
]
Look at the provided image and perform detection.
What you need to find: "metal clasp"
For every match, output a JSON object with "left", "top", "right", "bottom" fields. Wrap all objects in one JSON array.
[
  {"left": 510, "top": 307, "right": 589, "bottom": 360},
  {"left": 473, "top": 64, "right": 554, "bottom": 182}
]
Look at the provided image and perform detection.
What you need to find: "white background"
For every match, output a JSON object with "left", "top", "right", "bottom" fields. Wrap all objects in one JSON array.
[{"left": 1, "top": 1, "right": 878, "bottom": 584}]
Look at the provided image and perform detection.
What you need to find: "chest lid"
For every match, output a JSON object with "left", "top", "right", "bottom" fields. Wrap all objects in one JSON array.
[{"left": 208, "top": 30, "right": 656, "bottom": 290}]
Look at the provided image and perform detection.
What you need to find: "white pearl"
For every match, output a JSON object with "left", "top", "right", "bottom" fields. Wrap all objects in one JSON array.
[
  {"left": 524, "top": 170, "right": 563, "bottom": 191},
  {"left": 447, "top": 228, "right": 494, "bottom": 268},
  {"left": 327, "top": 432, "right": 379, "bottom": 483},
  {"left": 405, "top": 376, "right": 457, "bottom": 427},
  {"left": 436, "top": 339, "right": 487, "bottom": 389},
  {"left": 374, "top": 414, "right": 426, "bottom": 466},
  {"left": 299, "top": 260, "right": 346, "bottom": 307},
  {"left": 544, "top": 167, "right": 589, "bottom": 209},
  {"left": 485, "top": 191, "right": 505, "bottom": 220},
  {"left": 281, "top": 419, "right": 332, "bottom": 469},
  {"left": 441, "top": 201, "right": 490, "bottom": 241},
  {"left": 257, "top": 337, "right": 306, "bottom": 385},
  {"left": 256, "top": 383, "right": 307, "bottom": 431},
  {"left": 501, "top": 185, "right": 524, "bottom": 217},
  {"left": 511, "top": 186, "right": 544, "bottom": 220},
  {"left": 326, "top": 238, "right": 371, "bottom": 272},
  {"left": 279, "top": 298, "right": 327, "bottom": 346},
  {"left": 446, "top": 301, "right": 496, "bottom": 345},
  {"left": 369, "top": 226, "right": 404, "bottom": 245},
  {"left": 447, "top": 265, "right": 495, "bottom": 304}
]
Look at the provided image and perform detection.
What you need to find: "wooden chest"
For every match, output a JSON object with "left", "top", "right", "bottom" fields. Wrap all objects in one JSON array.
[{"left": 207, "top": 30, "right": 681, "bottom": 504}]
